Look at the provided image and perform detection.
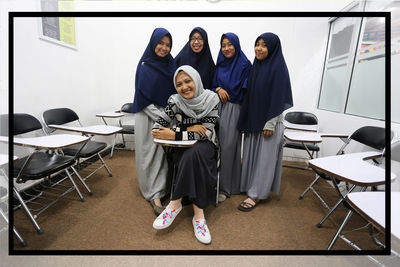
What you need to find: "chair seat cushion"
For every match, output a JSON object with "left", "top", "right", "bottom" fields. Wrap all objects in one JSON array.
[
  {"left": 121, "top": 125, "right": 135, "bottom": 134},
  {"left": 284, "top": 142, "right": 320, "bottom": 152},
  {"left": 14, "top": 152, "right": 75, "bottom": 183},
  {"left": 63, "top": 141, "right": 106, "bottom": 158}
]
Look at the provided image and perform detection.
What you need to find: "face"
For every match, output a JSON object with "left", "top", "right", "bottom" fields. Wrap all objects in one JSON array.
[
  {"left": 255, "top": 38, "right": 268, "bottom": 61},
  {"left": 190, "top": 32, "right": 204, "bottom": 53},
  {"left": 221, "top": 37, "right": 235, "bottom": 59},
  {"left": 175, "top": 71, "right": 196, "bottom": 99},
  {"left": 154, "top": 35, "right": 171, "bottom": 58}
]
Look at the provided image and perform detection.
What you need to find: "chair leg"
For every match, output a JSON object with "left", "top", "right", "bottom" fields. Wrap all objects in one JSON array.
[
  {"left": 110, "top": 134, "right": 117, "bottom": 159},
  {"left": 299, "top": 174, "right": 320, "bottom": 200},
  {"left": 327, "top": 210, "right": 354, "bottom": 250},
  {"left": 13, "top": 187, "right": 43, "bottom": 234},
  {"left": 0, "top": 208, "right": 27, "bottom": 247},
  {"left": 70, "top": 166, "right": 93, "bottom": 195},
  {"left": 215, "top": 172, "right": 220, "bottom": 207},
  {"left": 98, "top": 153, "right": 112, "bottom": 177},
  {"left": 65, "top": 169, "right": 85, "bottom": 202},
  {"left": 317, "top": 184, "right": 356, "bottom": 228}
]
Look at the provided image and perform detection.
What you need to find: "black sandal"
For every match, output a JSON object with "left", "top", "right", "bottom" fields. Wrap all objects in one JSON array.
[{"left": 237, "top": 197, "right": 259, "bottom": 212}]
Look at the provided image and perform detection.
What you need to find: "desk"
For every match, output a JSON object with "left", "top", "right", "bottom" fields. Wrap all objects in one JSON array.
[
  {"left": 309, "top": 151, "right": 394, "bottom": 187},
  {"left": 48, "top": 124, "right": 122, "bottom": 136},
  {"left": 153, "top": 138, "right": 197, "bottom": 147},
  {"left": 283, "top": 120, "right": 318, "bottom": 132},
  {"left": 309, "top": 151, "right": 395, "bottom": 228},
  {"left": 96, "top": 112, "right": 124, "bottom": 126},
  {"left": 328, "top": 191, "right": 400, "bottom": 254},
  {"left": 0, "top": 134, "right": 90, "bottom": 150},
  {"left": 347, "top": 192, "right": 400, "bottom": 239},
  {"left": 284, "top": 131, "right": 322, "bottom": 143}
]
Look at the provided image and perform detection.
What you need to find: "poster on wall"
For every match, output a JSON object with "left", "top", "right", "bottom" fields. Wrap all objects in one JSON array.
[{"left": 39, "top": 0, "right": 77, "bottom": 49}]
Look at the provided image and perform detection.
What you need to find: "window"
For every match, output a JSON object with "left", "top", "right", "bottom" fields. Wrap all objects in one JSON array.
[{"left": 318, "top": 0, "right": 400, "bottom": 123}]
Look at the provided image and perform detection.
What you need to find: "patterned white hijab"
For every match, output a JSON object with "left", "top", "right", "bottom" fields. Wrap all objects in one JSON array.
[{"left": 170, "top": 65, "right": 219, "bottom": 120}]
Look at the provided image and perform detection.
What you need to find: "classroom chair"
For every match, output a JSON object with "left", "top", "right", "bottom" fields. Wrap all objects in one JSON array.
[
  {"left": 0, "top": 113, "right": 90, "bottom": 234},
  {"left": 42, "top": 108, "right": 114, "bottom": 181}
]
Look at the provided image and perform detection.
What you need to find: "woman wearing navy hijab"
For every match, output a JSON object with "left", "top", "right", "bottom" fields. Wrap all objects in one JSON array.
[
  {"left": 132, "top": 28, "right": 176, "bottom": 216},
  {"left": 212, "top": 33, "right": 251, "bottom": 202},
  {"left": 175, "top": 27, "right": 215, "bottom": 89},
  {"left": 237, "top": 32, "right": 293, "bottom": 212}
]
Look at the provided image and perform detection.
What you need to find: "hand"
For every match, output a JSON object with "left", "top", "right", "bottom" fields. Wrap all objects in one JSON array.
[
  {"left": 187, "top": 124, "right": 207, "bottom": 136},
  {"left": 152, "top": 126, "right": 175, "bottom": 140},
  {"left": 263, "top": 130, "right": 274, "bottom": 137},
  {"left": 217, "top": 88, "right": 230, "bottom": 103}
]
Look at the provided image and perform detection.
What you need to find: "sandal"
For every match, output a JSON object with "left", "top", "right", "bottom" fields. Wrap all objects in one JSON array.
[
  {"left": 149, "top": 199, "right": 164, "bottom": 216},
  {"left": 237, "top": 197, "right": 260, "bottom": 212}
]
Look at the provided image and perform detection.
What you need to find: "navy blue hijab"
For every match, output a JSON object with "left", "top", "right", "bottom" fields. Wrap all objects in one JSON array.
[
  {"left": 237, "top": 33, "right": 293, "bottom": 132},
  {"left": 175, "top": 27, "right": 215, "bottom": 89},
  {"left": 132, "top": 28, "right": 177, "bottom": 113},
  {"left": 212, "top": 32, "right": 251, "bottom": 103}
]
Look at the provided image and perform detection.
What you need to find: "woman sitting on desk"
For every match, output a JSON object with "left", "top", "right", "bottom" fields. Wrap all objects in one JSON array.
[{"left": 151, "top": 65, "right": 219, "bottom": 245}]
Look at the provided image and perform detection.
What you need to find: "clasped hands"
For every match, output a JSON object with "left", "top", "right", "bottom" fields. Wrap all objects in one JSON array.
[{"left": 152, "top": 125, "right": 207, "bottom": 140}]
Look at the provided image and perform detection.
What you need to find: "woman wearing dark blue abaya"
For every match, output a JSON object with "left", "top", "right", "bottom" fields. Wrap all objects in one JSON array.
[
  {"left": 175, "top": 27, "right": 216, "bottom": 90},
  {"left": 212, "top": 33, "right": 251, "bottom": 202},
  {"left": 132, "top": 28, "right": 176, "bottom": 216},
  {"left": 237, "top": 32, "right": 293, "bottom": 212}
]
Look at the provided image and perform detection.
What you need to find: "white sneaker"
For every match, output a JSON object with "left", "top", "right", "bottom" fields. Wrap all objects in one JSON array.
[
  {"left": 192, "top": 217, "right": 211, "bottom": 244},
  {"left": 153, "top": 205, "right": 182, "bottom": 230}
]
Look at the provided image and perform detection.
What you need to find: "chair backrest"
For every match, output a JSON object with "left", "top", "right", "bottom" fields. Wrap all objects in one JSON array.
[
  {"left": 0, "top": 113, "right": 43, "bottom": 136},
  {"left": 284, "top": 112, "right": 318, "bottom": 125},
  {"left": 350, "top": 126, "right": 390, "bottom": 151},
  {"left": 42, "top": 108, "right": 79, "bottom": 126},
  {"left": 120, "top": 103, "right": 133, "bottom": 113}
]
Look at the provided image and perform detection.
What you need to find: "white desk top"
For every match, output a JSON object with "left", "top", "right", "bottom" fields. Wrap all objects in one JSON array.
[
  {"left": 48, "top": 124, "right": 122, "bottom": 136},
  {"left": 284, "top": 131, "right": 322, "bottom": 143},
  {"left": 347, "top": 192, "right": 400, "bottom": 240},
  {"left": 0, "top": 154, "right": 18, "bottom": 168},
  {"left": 96, "top": 112, "right": 124, "bottom": 118},
  {"left": 309, "top": 151, "right": 395, "bottom": 186},
  {"left": 0, "top": 134, "right": 89, "bottom": 150},
  {"left": 153, "top": 138, "right": 197, "bottom": 147},
  {"left": 283, "top": 120, "right": 318, "bottom": 132}
]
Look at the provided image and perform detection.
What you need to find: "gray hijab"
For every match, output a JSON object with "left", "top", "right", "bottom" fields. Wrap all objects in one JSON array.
[{"left": 169, "top": 65, "right": 219, "bottom": 120}]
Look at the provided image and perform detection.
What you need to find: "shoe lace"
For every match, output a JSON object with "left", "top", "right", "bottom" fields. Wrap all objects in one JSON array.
[
  {"left": 161, "top": 208, "right": 176, "bottom": 225},
  {"left": 195, "top": 220, "right": 207, "bottom": 236}
]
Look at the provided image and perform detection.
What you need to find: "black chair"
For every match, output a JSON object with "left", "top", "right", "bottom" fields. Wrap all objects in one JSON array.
[
  {"left": 42, "top": 108, "right": 113, "bottom": 180},
  {"left": 0, "top": 113, "right": 89, "bottom": 234},
  {"left": 283, "top": 112, "right": 320, "bottom": 170},
  {"left": 307, "top": 126, "right": 393, "bottom": 228},
  {"left": 0, "top": 161, "right": 26, "bottom": 247},
  {"left": 110, "top": 103, "right": 135, "bottom": 158}
]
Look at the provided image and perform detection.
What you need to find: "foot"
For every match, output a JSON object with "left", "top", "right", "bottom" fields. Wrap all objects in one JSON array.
[
  {"left": 150, "top": 199, "right": 164, "bottom": 216},
  {"left": 218, "top": 193, "right": 227, "bottom": 203},
  {"left": 237, "top": 197, "right": 260, "bottom": 212},
  {"left": 192, "top": 217, "right": 211, "bottom": 244},
  {"left": 153, "top": 204, "right": 182, "bottom": 230}
]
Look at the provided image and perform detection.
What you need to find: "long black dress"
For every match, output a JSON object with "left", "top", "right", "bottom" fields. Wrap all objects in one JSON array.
[{"left": 154, "top": 100, "right": 219, "bottom": 209}]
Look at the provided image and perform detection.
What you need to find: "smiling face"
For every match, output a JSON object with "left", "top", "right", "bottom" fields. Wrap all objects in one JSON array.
[
  {"left": 255, "top": 38, "right": 268, "bottom": 61},
  {"left": 154, "top": 35, "right": 171, "bottom": 58},
  {"left": 175, "top": 71, "right": 196, "bottom": 99},
  {"left": 221, "top": 37, "right": 235, "bottom": 59},
  {"left": 190, "top": 32, "right": 204, "bottom": 53}
]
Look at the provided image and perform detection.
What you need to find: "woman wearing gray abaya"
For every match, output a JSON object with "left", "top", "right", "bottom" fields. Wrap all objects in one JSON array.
[
  {"left": 131, "top": 28, "right": 176, "bottom": 216},
  {"left": 212, "top": 33, "right": 251, "bottom": 202},
  {"left": 236, "top": 32, "right": 293, "bottom": 211}
]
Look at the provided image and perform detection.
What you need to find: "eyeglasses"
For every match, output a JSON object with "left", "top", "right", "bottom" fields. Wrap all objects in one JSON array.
[{"left": 190, "top": 37, "right": 204, "bottom": 42}]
